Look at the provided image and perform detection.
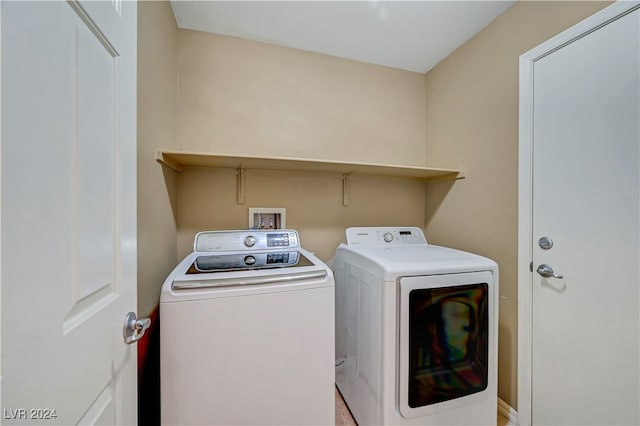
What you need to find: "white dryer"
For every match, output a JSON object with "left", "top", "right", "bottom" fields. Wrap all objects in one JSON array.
[
  {"left": 161, "top": 229, "right": 335, "bottom": 425},
  {"left": 333, "top": 227, "right": 498, "bottom": 425}
]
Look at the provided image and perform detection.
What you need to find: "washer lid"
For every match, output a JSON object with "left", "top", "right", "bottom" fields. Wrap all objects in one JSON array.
[
  {"left": 172, "top": 268, "right": 328, "bottom": 290},
  {"left": 188, "top": 251, "right": 314, "bottom": 274},
  {"left": 168, "top": 248, "right": 329, "bottom": 291}
]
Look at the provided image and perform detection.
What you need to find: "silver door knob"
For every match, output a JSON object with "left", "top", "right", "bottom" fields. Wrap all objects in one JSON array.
[
  {"left": 123, "top": 312, "right": 151, "bottom": 344},
  {"left": 536, "top": 264, "right": 564, "bottom": 279}
]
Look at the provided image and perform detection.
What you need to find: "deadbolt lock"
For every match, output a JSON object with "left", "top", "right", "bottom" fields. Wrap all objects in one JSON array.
[{"left": 538, "top": 237, "right": 553, "bottom": 250}]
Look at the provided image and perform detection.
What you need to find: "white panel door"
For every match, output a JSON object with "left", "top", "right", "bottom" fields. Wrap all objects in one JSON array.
[
  {"left": 531, "top": 8, "right": 639, "bottom": 425},
  {"left": 1, "top": 1, "right": 138, "bottom": 424}
]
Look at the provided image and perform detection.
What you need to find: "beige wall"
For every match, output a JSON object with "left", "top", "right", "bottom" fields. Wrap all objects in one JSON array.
[
  {"left": 177, "top": 169, "right": 426, "bottom": 262},
  {"left": 178, "top": 30, "right": 426, "bottom": 166},
  {"left": 175, "top": 29, "right": 432, "bottom": 261},
  {"left": 423, "top": 0, "right": 610, "bottom": 409},
  {"left": 137, "top": 0, "right": 179, "bottom": 317}
]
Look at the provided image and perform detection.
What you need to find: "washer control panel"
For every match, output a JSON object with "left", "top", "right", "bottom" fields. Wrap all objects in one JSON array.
[
  {"left": 195, "top": 230, "right": 300, "bottom": 252},
  {"left": 346, "top": 227, "right": 427, "bottom": 246},
  {"left": 193, "top": 251, "right": 301, "bottom": 271}
]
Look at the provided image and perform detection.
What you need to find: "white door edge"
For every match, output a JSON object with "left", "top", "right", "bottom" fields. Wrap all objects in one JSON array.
[
  {"left": 517, "top": 2, "right": 640, "bottom": 425},
  {"left": 0, "top": 0, "right": 3, "bottom": 382}
]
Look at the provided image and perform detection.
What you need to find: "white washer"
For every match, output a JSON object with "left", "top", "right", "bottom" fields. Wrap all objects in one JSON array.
[
  {"left": 161, "top": 229, "right": 335, "bottom": 425},
  {"left": 333, "top": 227, "right": 498, "bottom": 425}
]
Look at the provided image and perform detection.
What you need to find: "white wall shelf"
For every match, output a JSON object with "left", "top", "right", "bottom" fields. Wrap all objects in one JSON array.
[{"left": 156, "top": 150, "right": 465, "bottom": 205}]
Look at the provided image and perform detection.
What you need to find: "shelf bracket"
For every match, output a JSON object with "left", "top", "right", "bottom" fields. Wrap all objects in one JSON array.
[
  {"left": 155, "top": 151, "right": 183, "bottom": 173},
  {"left": 426, "top": 170, "right": 467, "bottom": 182},
  {"left": 342, "top": 173, "right": 350, "bottom": 206},
  {"left": 237, "top": 167, "right": 246, "bottom": 205}
]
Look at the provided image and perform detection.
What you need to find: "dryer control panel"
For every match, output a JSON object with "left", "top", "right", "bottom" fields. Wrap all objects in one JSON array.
[
  {"left": 346, "top": 227, "right": 427, "bottom": 246},
  {"left": 194, "top": 230, "right": 300, "bottom": 252}
]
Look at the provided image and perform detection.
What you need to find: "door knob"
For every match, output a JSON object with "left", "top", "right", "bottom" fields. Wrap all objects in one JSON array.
[
  {"left": 536, "top": 264, "right": 564, "bottom": 279},
  {"left": 123, "top": 312, "right": 151, "bottom": 344}
]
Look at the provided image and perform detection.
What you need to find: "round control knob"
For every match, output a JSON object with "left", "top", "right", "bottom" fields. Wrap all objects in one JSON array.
[
  {"left": 244, "top": 255, "right": 256, "bottom": 266},
  {"left": 383, "top": 232, "right": 394, "bottom": 243},
  {"left": 244, "top": 236, "right": 257, "bottom": 247}
]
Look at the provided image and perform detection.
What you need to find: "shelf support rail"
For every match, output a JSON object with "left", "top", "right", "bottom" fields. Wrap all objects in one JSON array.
[
  {"left": 342, "top": 173, "right": 351, "bottom": 206},
  {"left": 237, "top": 167, "right": 246, "bottom": 205}
]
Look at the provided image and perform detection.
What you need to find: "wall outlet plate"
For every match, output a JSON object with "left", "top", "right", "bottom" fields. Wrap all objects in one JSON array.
[{"left": 248, "top": 208, "right": 286, "bottom": 230}]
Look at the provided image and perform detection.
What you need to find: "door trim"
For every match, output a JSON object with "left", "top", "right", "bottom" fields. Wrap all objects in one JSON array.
[
  {"left": 517, "top": 2, "right": 640, "bottom": 424},
  {"left": 0, "top": 0, "right": 3, "bottom": 383}
]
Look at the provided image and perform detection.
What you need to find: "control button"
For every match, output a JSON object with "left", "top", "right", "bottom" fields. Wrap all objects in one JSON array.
[
  {"left": 244, "top": 255, "right": 256, "bottom": 266},
  {"left": 244, "top": 236, "right": 257, "bottom": 247},
  {"left": 383, "top": 232, "right": 394, "bottom": 243}
]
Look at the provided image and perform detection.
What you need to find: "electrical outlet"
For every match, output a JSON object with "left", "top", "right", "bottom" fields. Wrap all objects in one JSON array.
[{"left": 248, "top": 208, "right": 286, "bottom": 230}]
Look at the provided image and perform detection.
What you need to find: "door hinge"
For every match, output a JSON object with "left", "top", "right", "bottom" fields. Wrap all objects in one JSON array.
[{"left": 530, "top": 262, "right": 533, "bottom": 272}]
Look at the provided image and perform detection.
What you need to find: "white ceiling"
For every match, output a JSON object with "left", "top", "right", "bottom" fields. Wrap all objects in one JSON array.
[{"left": 170, "top": 1, "right": 516, "bottom": 73}]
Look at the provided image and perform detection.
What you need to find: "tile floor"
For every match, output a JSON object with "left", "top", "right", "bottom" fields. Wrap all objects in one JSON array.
[
  {"left": 335, "top": 387, "right": 356, "bottom": 426},
  {"left": 497, "top": 413, "right": 509, "bottom": 426},
  {"left": 335, "top": 386, "right": 510, "bottom": 426}
]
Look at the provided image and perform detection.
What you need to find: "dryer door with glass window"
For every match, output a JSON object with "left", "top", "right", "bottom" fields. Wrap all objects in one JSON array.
[{"left": 398, "top": 271, "right": 495, "bottom": 418}]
